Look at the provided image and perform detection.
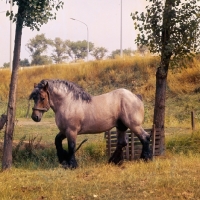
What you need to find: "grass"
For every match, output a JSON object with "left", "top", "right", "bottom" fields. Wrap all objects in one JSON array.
[
  {"left": 0, "top": 56, "right": 199, "bottom": 199},
  {"left": 0, "top": 155, "right": 200, "bottom": 200},
  {"left": 0, "top": 118, "right": 200, "bottom": 199}
]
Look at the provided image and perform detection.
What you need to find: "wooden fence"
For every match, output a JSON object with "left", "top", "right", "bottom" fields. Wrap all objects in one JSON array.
[{"left": 105, "top": 125, "right": 161, "bottom": 160}]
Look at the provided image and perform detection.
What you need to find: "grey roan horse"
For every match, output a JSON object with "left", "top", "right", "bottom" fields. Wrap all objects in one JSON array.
[{"left": 29, "top": 79, "right": 151, "bottom": 168}]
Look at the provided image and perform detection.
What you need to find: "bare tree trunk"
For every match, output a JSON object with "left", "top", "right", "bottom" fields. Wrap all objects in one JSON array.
[
  {"left": 153, "top": 67, "right": 167, "bottom": 155},
  {"left": 153, "top": 0, "right": 173, "bottom": 155},
  {"left": 2, "top": 7, "right": 23, "bottom": 170}
]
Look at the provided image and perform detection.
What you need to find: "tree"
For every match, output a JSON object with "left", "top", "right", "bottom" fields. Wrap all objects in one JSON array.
[
  {"left": 109, "top": 49, "right": 121, "bottom": 59},
  {"left": 132, "top": 0, "right": 200, "bottom": 155},
  {"left": 109, "top": 48, "right": 134, "bottom": 59},
  {"left": 2, "top": 0, "right": 63, "bottom": 170},
  {"left": 3, "top": 58, "right": 30, "bottom": 68},
  {"left": 67, "top": 40, "right": 94, "bottom": 62},
  {"left": 3, "top": 62, "right": 10, "bottom": 68},
  {"left": 20, "top": 58, "right": 30, "bottom": 67},
  {"left": 51, "top": 37, "right": 68, "bottom": 63},
  {"left": 91, "top": 47, "right": 108, "bottom": 60},
  {"left": 136, "top": 45, "right": 149, "bottom": 55},
  {"left": 26, "top": 34, "right": 53, "bottom": 65}
]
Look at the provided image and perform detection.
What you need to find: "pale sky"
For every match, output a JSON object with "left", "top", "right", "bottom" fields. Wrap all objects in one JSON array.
[{"left": 0, "top": 0, "right": 147, "bottom": 66}]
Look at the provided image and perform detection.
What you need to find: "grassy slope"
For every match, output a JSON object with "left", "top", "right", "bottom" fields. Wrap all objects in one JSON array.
[{"left": 0, "top": 55, "right": 199, "bottom": 123}]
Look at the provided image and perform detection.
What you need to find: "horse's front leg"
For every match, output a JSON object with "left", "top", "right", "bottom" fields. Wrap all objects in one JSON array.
[
  {"left": 67, "top": 138, "right": 78, "bottom": 169},
  {"left": 55, "top": 132, "right": 67, "bottom": 165}
]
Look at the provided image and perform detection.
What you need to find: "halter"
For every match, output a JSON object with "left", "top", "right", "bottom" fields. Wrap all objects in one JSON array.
[
  {"left": 32, "top": 106, "right": 50, "bottom": 112},
  {"left": 32, "top": 91, "right": 51, "bottom": 112}
]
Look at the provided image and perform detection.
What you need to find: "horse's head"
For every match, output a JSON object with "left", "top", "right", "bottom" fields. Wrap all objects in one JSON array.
[{"left": 29, "top": 80, "right": 50, "bottom": 122}]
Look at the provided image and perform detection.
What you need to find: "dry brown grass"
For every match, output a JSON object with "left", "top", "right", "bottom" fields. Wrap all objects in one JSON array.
[
  {"left": 168, "top": 60, "right": 200, "bottom": 94},
  {"left": 0, "top": 56, "right": 200, "bottom": 199},
  {"left": 0, "top": 154, "right": 200, "bottom": 200},
  {"left": 0, "top": 56, "right": 199, "bottom": 103}
]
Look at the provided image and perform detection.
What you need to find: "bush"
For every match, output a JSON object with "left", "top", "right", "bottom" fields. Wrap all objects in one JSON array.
[
  {"left": 12, "top": 135, "right": 58, "bottom": 169},
  {"left": 166, "top": 131, "right": 200, "bottom": 155}
]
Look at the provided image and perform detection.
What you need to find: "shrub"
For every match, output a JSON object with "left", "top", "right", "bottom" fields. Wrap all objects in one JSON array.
[{"left": 166, "top": 131, "right": 200, "bottom": 155}]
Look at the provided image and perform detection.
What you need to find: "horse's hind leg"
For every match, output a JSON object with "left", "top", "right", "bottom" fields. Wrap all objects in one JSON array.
[
  {"left": 131, "top": 126, "right": 152, "bottom": 160},
  {"left": 109, "top": 120, "right": 128, "bottom": 164},
  {"left": 55, "top": 132, "right": 68, "bottom": 165}
]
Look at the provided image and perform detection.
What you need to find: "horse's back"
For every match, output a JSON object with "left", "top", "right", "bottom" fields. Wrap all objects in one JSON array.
[{"left": 89, "top": 88, "right": 144, "bottom": 123}]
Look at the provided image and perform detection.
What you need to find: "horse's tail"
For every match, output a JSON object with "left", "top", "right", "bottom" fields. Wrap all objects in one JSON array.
[{"left": 75, "top": 138, "right": 88, "bottom": 152}]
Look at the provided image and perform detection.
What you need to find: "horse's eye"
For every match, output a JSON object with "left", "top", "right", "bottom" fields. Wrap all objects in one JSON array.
[{"left": 41, "top": 97, "right": 45, "bottom": 101}]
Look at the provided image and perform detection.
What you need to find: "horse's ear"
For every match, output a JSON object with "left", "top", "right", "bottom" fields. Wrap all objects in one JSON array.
[{"left": 43, "top": 82, "right": 48, "bottom": 91}]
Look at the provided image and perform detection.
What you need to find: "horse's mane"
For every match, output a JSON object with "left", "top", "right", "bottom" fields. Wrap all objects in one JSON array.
[{"left": 40, "top": 79, "right": 92, "bottom": 102}]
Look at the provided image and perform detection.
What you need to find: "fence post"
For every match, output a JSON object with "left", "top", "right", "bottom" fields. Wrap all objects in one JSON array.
[
  {"left": 191, "top": 111, "right": 195, "bottom": 131},
  {"left": 152, "top": 124, "right": 156, "bottom": 159},
  {"left": 125, "top": 134, "right": 129, "bottom": 160},
  {"left": 131, "top": 132, "right": 134, "bottom": 160}
]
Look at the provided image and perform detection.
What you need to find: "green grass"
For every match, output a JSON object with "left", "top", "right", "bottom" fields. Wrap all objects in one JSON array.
[{"left": 166, "top": 130, "right": 200, "bottom": 154}]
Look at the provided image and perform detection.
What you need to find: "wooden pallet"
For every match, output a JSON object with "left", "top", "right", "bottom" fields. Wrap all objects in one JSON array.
[{"left": 105, "top": 125, "right": 161, "bottom": 160}]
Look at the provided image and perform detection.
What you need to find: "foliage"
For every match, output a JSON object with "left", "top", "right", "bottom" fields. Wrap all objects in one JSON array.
[
  {"left": 131, "top": 0, "right": 200, "bottom": 66},
  {"left": 109, "top": 48, "right": 135, "bottom": 58},
  {"left": 51, "top": 37, "right": 68, "bottom": 63},
  {"left": 91, "top": 47, "right": 108, "bottom": 60},
  {"left": 19, "top": 58, "right": 30, "bottom": 67},
  {"left": 2, "top": 62, "right": 10, "bottom": 68},
  {"left": 26, "top": 34, "right": 53, "bottom": 65},
  {"left": 7, "top": 0, "right": 64, "bottom": 31},
  {"left": 67, "top": 40, "right": 94, "bottom": 61},
  {"left": 12, "top": 135, "right": 58, "bottom": 169},
  {"left": 136, "top": 45, "right": 149, "bottom": 55},
  {"left": 166, "top": 131, "right": 200, "bottom": 154}
]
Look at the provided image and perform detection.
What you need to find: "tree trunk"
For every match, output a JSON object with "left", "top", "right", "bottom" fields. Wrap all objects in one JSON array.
[
  {"left": 2, "top": 7, "right": 23, "bottom": 170},
  {"left": 153, "top": 67, "right": 167, "bottom": 155},
  {"left": 153, "top": 0, "right": 173, "bottom": 155}
]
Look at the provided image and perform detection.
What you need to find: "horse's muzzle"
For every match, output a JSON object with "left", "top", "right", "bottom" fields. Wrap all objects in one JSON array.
[
  {"left": 31, "top": 111, "right": 43, "bottom": 122},
  {"left": 31, "top": 115, "right": 41, "bottom": 122}
]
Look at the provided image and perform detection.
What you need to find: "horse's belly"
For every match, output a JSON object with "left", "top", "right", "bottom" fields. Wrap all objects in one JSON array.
[{"left": 79, "top": 119, "right": 115, "bottom": 134}]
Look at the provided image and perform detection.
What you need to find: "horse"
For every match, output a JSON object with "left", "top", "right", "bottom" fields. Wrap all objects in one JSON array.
[
  {"left": 29, "top": 79, "right": 151, "bottom": 168},
  {"left": 0, "top": 114, "right": 7, "bottom": 130}
]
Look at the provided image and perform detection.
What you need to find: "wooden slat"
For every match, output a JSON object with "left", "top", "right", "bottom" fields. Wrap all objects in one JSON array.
[
  {"left": 105, "top": 125, "right": 161, "bottom": 160},
  {"left": 131, "top": 132, "right": 134, "bottom": 160},
  {"left": 127, "top": 135, "right": 130, "bottom": 160},
  {"left": 107, "top": 131, "right": 111, "bottom": 157}
]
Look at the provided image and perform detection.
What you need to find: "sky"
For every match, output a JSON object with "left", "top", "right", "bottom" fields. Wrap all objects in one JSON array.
[{"left": 0, "top": 0, "right": 147, "bottom": 67}]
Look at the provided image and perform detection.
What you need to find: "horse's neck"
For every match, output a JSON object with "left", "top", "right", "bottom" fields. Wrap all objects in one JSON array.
[{"left": 49, "top": 88, "right": 72, "bottom": 111}]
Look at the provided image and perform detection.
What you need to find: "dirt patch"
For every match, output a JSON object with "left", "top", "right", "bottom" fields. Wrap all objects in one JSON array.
[{"left": 15, "top": 118, "right": 55, "bottom": 126}]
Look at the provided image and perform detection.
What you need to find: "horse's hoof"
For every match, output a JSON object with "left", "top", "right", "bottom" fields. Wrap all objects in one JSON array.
[
  {"left": 69, "top": 160, "right": 78, "bottom": 169},
  {"left": 140, "top": 152, "right": 152, "bottom": 161},
  {"left": 61, "top": 160, "right": 69, "bottom": 169},
  {"left": 108, "top": 149, "right": 124, "bottom": 165},
  {"left": 61, "top": 160, "right": 78, "bottom": 169}
]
